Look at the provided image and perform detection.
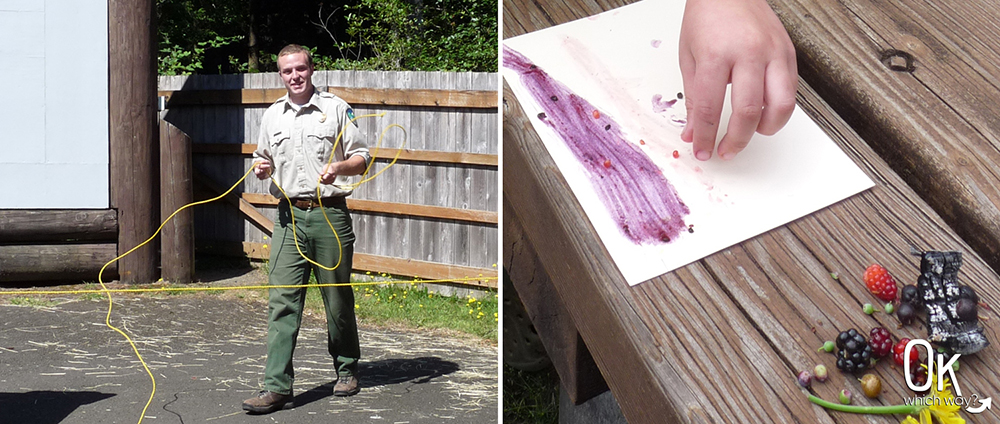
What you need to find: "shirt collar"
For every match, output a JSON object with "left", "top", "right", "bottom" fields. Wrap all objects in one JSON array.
[{"left": 282, "top": 89, "right": 323, "bottom": 113}]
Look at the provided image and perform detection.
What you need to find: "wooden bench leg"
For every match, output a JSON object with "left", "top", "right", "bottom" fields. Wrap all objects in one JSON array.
[{"left": 504, "top": 199, "right": 608, "bottom": 404}]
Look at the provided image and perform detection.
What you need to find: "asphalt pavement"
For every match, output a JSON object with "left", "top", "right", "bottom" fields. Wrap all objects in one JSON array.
[{"left": 0, "top": 291, "right": 498, "bottom": 424}]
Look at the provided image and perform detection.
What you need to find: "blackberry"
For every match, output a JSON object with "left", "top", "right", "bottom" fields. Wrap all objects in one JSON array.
[
  {"left": 869, "top": 327, "right": 893, "bottom": 358},
  {"left": 835, "top": 329, "right": 872, "bottom": 373},
  {"left": 901, "top": 284, "right": 919, "bottom": 304}
]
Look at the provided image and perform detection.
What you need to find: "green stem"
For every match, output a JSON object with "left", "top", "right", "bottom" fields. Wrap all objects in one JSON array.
[{"left": 808, "top": 395, "right": 922, "bottom": 415}]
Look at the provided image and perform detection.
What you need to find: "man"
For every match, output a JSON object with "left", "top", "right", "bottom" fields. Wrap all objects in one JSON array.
[{"left": 242, "top": 44, "right": 370, "bottom": 414}]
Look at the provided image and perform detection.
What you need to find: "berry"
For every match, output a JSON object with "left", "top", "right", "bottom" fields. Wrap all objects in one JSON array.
[
  {"left": 884, "top": 302, "right": 895, "bottom": 314},
  {"left": 814, "top": 364, "right": 829, "bottom": 382},
  {"left": 839, "top": 389, "right": 852, "bottom": 405},
  {"left": 869, "top": 327, "right": 893, "bottom": 358},
  {"left": 863, "top": 303, "right": 876, "bottom": 315},
  {"left": 893, "top": 338, "right": 920, "bottom": 367},
  {"left": 835, "top": 329, "right": 872, "bottom": 373},
  {"left": 818, "top": 341, "right": 836, "bottom": 353},
  {"left": 864, "top": 264, "right": 899, "bottom": 302},
  {"left": 603, "top": 159, "right": 611, "bottom": 168},
  {"left": 909, "top": 363, "right": 928, "bottom": 389},
  {"left": 901, "top": 284, "right": 919, "bottom": 304},
  {"left": 959, "top": 285, "right": 979, "bottom": 303},
  {"left": 860, "top": 374, "right": 882, "bottom": 398},
  {"left": 672, "top": 150, "right": 680, "bottom": 159},
  {"left": 956, "top": 298, "right": 978, "bottom": 322},
  {"left": 797, "top": 370, "right": 811, "bottom": 388},
  {"left": 897, "top": 302, "right": 916, "bottom": 325}
]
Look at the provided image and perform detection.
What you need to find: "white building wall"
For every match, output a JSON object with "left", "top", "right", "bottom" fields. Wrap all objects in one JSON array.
[{"left": 0, "top": 0, "right": 109, "bottom": 208}]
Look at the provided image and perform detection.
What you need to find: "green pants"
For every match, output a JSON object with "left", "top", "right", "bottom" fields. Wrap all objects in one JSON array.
[{"left": 264, "top": 200, "right": 359, "bottom": 395}]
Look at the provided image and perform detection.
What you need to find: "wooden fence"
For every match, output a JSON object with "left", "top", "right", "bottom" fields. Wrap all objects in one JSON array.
[{"left": 158, "top": 71, "right": 498, "bottom": 288}]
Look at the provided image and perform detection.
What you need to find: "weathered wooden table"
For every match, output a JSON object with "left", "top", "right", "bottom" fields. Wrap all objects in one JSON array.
[{"left": 503, "top": 0, "right": 1000, "bottom": 422}]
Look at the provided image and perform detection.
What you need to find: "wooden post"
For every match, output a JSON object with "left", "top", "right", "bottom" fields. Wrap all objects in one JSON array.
[
  {"left": 160, "top": 121, "right": 194, "bottom": 283},
  {"left": 109, "top": 0, "right": 158, "bottom": 283}
]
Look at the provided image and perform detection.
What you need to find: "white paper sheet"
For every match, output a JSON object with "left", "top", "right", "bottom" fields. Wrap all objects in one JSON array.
[{"left": 502, "top": 0, "right": 875, "bottom": 286}]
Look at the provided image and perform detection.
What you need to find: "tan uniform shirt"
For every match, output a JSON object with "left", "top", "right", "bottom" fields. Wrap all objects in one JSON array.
[{"left": 254, "top": 90, "right": 372, "bottom": 199}]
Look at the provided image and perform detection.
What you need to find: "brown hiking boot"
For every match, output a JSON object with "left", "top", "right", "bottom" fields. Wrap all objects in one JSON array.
[
  {"left": 333, "top": 375, "right": 360, "bottom": 396},
  {"left": 242, "top": 390, "right": 293, "bottom": 414}
]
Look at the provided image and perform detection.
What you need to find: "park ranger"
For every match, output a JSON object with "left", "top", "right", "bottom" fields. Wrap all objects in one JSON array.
[{"left": 242, "top": 44, "right": 370, "bottom": 415}]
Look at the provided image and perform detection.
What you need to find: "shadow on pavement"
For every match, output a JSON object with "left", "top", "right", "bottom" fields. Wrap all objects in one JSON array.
[
  {"left": 291, "top": 356, "right": 461, "bottom": 409},
  {"left": 0, "top": 391, "right": 115, "bottom": 424}
]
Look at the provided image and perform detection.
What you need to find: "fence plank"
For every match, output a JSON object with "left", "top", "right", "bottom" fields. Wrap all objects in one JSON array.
[
  {"left": 0, "top": 243, "right": 118, "bottom": 283},
  {"left": 224, "top": 241, "right": 497, "bottom": 288},
  {"left": 158, "top": 87, "right": 497, "bottom": 108},
  {"left": 241, "top": 193, "right": 497, "bottom": 224}
]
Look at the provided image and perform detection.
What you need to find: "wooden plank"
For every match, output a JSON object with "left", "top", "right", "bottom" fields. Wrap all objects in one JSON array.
[
  {"left": 192, "top": 143, "right": 498, "bottom": 167},
  {"left": 158, "top": 87, "right": 498, "bottom": 109},
  {"left": 504, "top": 200, "right": 608, "bottom": 404},
  {"left": 200, "top": 241, "right": 497, "bottom": 289},
  {"left": 0, "top": 210, "right": 117, "bottom": 243},
  {"left": 160, "top": 121, "right": 195, "bottom": 284},
  {"left": 109, "top": 0, "right": 158, "bottom": 284},
  {"left": 241, "top": 193, "right": 498, "bottom": 225},
  {"left": 768, "top": 0, "right": 1000, "bottom": 274},
  {"left": 0, "top": 244, "right": 118, "bottom": 283},
  {"left": 192, "top": 170, "right": 274, "bottom": 235}
]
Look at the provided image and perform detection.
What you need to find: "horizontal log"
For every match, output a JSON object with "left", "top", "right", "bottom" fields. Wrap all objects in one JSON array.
[
  {"left": 0, "top": 210, "right": 117, "bottom": 243},
  {"left": 0, "top": 243, "right": 118, "bottom": 283},
  {"left": 198, "top": 241, "right": 497, "bottom": 289},
  {"left": 241, "top": 193, "right": 498, "bottom": 225},
  {"left": 192, "top": 143, "right": 498, "bottom": 167},
  {"left": 158, "top": 87, "right": 498, "bottom": 109}
]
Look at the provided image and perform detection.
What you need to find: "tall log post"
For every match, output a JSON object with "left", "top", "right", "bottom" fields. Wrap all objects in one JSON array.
[
  {"left": 160, "top": 121, "right": 194, "bottom": 283},
  {"left": 109, "top": 0, "right": 158, "bottom": 283}
]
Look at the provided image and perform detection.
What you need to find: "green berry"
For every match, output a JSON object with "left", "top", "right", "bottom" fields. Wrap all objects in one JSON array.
[
  {"left": 813, "top": 364, "right": 828, "bottom": 382},
  {"left": 884, "top": 303, "right": 895, "bottom": 314},
  {"left": 953, "top": 361, "right": 960, "bottom": 372},
  {"left": 839, "top": 389, "right": 852, "bottom": 405},
  {"left": 818, "top": 341, "right": 835, "bottom": 353},
  {"left": 863, "top": 303, "right": 876, "bottom": 314}
]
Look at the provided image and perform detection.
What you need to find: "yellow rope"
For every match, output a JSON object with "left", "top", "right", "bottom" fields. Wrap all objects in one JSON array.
[{"left": 0, "top": 112, "right": 493, "bottom": 424}]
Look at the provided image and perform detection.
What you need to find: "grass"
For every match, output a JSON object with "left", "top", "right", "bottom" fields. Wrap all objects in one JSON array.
[
  {"left": 503, "top": 362, "right": 560, "bottom": 424},
  {"left": 310, "top": 280, "right": 499, "bottom": 343}
]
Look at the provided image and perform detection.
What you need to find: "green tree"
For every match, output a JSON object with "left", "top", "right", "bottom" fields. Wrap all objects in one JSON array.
[{"left": 156, "top": 0, "right": 497, "bottom": 74}]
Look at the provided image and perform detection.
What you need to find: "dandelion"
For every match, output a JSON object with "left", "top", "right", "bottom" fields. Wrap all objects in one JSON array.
[{"left": 354, "top": 303, "right": 359, "bottom": 309}]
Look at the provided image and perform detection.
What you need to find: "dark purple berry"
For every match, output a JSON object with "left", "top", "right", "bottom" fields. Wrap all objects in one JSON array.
[
  {"left": 897, "top": 302, "right": 916, "bottom": 325},
  {"left": 956, "top": 298, "right": 978, "bottom": 322},
  {"left": 959, "top": 285, "right": 980, "bottom": 303},
  {"left": 901, "top": 284, "right": 919, "bottom": 304}
]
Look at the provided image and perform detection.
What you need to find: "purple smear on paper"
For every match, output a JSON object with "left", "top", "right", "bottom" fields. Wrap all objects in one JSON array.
[
  {"left": 651, "top": 39, "right": 662, "bottom": 48},
  {"left": 651, "top": 94, "right": 677, "bottom": 113},
  {"left": 504, "top": 46, "right": 690, "bottom": 244}
]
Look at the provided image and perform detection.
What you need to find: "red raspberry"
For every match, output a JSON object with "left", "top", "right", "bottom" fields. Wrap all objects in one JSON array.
[
  {"left": 864, "top": 264, "right": 899, "bottom": 302},
  {"left": 869, "top": 327, "right": 893, "bottom": 358},
  {"left": 893, "top": 338, "right": 920, "bottom": 367}
]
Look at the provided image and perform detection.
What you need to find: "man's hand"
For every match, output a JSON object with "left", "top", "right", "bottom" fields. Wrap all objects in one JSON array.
[
  {"left": 319, "top": 163, "right": 339, "bottom": 185},
  {"left": 678, "top": 0, "right": 797, "bottom": 161},
  {"left": 253, "top": 160, "right": 272, "bottom": 180}
]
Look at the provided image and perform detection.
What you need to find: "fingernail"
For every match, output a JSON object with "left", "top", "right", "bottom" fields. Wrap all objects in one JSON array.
[
  {"left": 695, "top": 150, "right": 711, "bottom": 161},
  {"left": 721, "top": 152, "right": 735, "bottom": 160}
]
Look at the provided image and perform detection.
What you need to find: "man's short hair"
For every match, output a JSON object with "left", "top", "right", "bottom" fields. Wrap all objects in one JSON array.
[{"left": 278, "top": 44, "right": 313, "bottom": 67}]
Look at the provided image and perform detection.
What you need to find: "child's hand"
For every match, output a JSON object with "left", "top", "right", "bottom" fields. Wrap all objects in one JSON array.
[{"left": 678, "top": 0, "right": 798, "bottom": 161}]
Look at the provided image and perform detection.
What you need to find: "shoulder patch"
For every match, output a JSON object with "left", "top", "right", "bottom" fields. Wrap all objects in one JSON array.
[{"left": 347, "top": 108, "right": 358, "bottom": 126}]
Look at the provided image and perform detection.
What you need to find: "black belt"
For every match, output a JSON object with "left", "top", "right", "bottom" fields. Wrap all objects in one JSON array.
[{"left": 286, "top": 196, "right": 346, "bottom": 209}]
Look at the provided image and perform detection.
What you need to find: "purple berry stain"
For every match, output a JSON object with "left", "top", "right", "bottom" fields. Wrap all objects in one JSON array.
[{"left": 504, "top": 46, "right": 690, "bottom": 244}]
